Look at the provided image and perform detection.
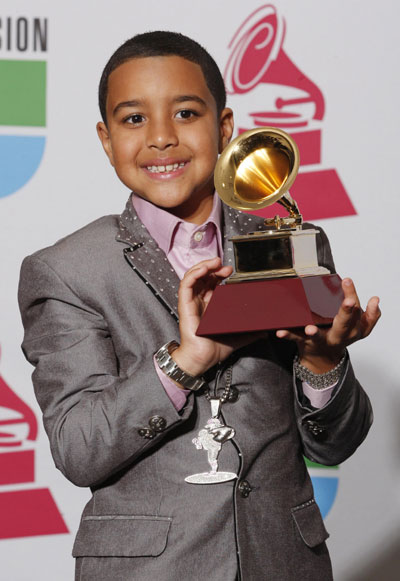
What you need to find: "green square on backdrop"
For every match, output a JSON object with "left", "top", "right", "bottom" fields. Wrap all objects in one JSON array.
[
  {"left": 304, "top": 457, "right": 338, "bottom": 470},
  {"left": 0, "top": 60, "right": 46, "bottom": 127}
]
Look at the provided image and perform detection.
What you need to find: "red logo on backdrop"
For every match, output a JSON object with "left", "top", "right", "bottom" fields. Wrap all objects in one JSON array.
[
  {"left": 225, "top": 4, "right": 356, "bottom": 221},
  {"left": 0, "top": 348, "right": 68, "bottom": 539}
]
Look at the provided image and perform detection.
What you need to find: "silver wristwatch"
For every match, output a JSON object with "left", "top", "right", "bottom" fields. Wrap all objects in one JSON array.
[{"left": 155, "top": 341, "right": 206, "bottom": 391}]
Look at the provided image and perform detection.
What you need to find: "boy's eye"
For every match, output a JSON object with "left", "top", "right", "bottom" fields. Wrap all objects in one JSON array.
[
  {"left": 176, "top": 109, "right": 197, "bottom": 120},
  {"left": 126, "top": 114, "right": 145, "bottom": 125}
]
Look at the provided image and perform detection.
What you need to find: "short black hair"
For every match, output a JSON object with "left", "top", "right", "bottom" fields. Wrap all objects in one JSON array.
[{"left": 98, "top": 31, "right": 226, "bottom": 124}]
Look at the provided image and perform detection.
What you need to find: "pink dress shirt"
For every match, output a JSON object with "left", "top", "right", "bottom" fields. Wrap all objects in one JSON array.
[{"left": 132, "top": 193, "right": 335, "bottom": 411}]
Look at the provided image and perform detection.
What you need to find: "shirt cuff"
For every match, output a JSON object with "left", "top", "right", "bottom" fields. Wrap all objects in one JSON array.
[
  {"left": 153, "top": 355, "right": 190, "bottom": 411},
  {"left": 301, "top": 381, "right": 337, "bottom": 409}
]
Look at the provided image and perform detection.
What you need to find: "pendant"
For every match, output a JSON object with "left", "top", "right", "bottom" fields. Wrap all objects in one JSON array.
[{"left": 185, "top": 398, "right": 237, "bottom": 484}]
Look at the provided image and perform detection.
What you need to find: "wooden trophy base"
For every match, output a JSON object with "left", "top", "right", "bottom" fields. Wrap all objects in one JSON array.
[{"left": 196, "top": 274, "right": 343, "bottom": 337}]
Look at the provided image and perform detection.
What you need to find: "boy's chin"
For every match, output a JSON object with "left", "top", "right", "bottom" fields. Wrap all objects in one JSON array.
[
  {"left": 133, "top": 193, "right": 189, "bottom": 208},
  {"left": 134, "top": 191, "right": 213, "bottom": 208}
]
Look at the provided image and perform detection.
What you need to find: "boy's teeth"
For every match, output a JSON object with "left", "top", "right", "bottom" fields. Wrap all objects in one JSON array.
[{"left": 147, "top": 162, "right": 184, "bottom": 173}]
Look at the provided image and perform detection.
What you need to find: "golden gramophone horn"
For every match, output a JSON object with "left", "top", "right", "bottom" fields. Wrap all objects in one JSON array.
[{"left": 214, "top": 127, "right": 301, "bottom": 226}]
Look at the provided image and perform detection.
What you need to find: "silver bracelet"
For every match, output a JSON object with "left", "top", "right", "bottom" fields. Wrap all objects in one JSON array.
[{"left": 293, "top": 353, "right": 346, "bottom": 390}]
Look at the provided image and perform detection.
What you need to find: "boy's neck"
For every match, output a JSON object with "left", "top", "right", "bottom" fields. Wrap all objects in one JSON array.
[{"left": 165, "top": 191, "right": 215, "bottom": 224}]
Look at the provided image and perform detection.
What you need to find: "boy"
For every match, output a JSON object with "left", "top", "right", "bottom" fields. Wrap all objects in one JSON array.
[{"left": 18, "top": 31, "right": 380, "bottom": 580}]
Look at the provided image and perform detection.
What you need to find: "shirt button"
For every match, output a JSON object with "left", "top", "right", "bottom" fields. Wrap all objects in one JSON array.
[{"left": 194, "top": 231, "right": 204, "bottom": 242}]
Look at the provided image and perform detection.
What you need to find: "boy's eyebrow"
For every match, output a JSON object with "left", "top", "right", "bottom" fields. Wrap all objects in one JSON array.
[
  {"left": 112, "top": 95, "right": 208, "bottom": 117},
  {"left": 112, "top": 100, "right": 142, "bottom": 116},
  {"left": 173, "top": 95, "right": 207, "bottom": 107}
]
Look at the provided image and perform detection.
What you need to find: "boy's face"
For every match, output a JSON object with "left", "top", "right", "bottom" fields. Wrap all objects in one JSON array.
[{"left": 97, "top": 56, "right": 233, "bottom": 223}]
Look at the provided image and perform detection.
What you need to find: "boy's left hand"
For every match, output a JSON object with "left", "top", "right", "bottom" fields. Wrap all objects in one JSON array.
[{"left": 276, "top": 278, "right": 381, "bottom": 373}]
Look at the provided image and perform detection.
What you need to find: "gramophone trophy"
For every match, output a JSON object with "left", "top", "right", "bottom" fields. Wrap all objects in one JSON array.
[{"left": 196, "top": 127, "right": 344, "bottom": 336}]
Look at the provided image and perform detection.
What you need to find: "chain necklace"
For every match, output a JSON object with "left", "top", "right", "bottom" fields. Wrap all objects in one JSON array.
[{"left": 205, "top": 364, "right": 238, "bottom": 404}]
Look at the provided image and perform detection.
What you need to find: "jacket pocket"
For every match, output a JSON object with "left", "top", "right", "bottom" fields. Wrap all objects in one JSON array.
[
  {"left": 72, "top": 515, "right": 171, "bottom": 557},
  {"left": 291, "top": 499, "right": 329, "bottom": 548}
]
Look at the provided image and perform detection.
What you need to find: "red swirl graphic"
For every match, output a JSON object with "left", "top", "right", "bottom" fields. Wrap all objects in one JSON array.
[
  {"left": 225, "top": 5, "right": 284, "bottom": 94},
  {"left": 225, "top": 4, "right": 324, "bottom": 123}
]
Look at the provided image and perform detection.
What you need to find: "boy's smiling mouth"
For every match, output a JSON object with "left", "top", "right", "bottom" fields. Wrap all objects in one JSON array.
[
  {"left": 141, "top": 158, "right": 190, "bottom": 179},
  {"left": 146, "top": 162, "right": 186, "bottom": 174}
]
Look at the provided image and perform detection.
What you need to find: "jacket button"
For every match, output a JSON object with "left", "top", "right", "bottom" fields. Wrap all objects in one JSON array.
[
  {"left": 305, "top": 420, "right": 327, "bottom": 441},
  {"left": 226, "top": 386, "right": 239, "bottom": 403},
  {"left": 238, "top": 480, "right": 252, "bottom": 498},
  {"left": 138, "top": 427, "right": 155, "bottom": 439},
  {"left": 149, "top": 415, "right": 167, "bottom": 432}
]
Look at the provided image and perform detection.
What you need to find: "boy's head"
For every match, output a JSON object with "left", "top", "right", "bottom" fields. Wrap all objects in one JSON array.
[
  {"left": 99, "top": 31, "right": 226, "bottom": 126},
  {"left": 96, "top": 31, "right": 233, "bottom": 223}
]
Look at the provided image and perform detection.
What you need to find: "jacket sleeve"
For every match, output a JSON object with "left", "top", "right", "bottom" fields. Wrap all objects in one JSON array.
[
  {"left": 294, "top": 225, "right": 373, "bottom": 465},
  {"left": 18, "top": 254, "right": 193, "bottom": 488},
  {"left": 294, "top": 356, "right": 373, "bottom": 465}
]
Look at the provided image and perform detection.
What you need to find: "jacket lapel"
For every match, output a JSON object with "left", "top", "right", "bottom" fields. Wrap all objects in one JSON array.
[{"left": 116, "top": 197, "right": 181, "bottom": 321}]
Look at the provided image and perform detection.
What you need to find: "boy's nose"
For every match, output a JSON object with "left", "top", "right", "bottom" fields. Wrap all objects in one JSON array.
[{"left": 146, "top": 119, "right": 178, "bottom": 150}]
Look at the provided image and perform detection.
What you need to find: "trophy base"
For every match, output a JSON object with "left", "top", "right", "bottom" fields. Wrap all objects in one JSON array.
[
  {"left": 226, "top": 267, "right": 296, "bottom": 283},
  {"left": 196, "top": 274, "right": 343, "bottom": 336},
  {"left": 226, "top": 265, "right": 330, "bottom": 283}
]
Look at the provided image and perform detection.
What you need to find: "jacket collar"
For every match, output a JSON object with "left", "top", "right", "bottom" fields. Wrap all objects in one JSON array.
[{"left": 116, "top": 194, "right": 266, "bottom": 320}]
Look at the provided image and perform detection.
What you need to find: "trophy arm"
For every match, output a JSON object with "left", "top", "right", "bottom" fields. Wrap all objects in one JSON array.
[
  {"left": 277, "top": 191, "right": 301, "bottom": 220},
  {"left": 264, "top": 191, "right": 303, "bottom": 230}
]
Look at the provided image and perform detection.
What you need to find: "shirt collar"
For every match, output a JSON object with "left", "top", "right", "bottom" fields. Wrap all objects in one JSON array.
[{"left": 131, "top": 192, "right": 223, "bottom": 255}]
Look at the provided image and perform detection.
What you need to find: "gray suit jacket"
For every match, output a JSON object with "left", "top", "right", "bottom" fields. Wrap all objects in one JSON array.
[{"left": 18, "top": 197, "right": 372, "bottom": 581}]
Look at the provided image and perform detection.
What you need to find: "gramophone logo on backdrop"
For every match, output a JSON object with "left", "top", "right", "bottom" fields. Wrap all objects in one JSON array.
[
  {"left": 225, "top": 4, "right": 356, "bottom": 222},
  {"left": 0, "top": 17, "right": 68, "bottom": 541},
  {"left": 0, "top": 17, "right": 47, "bottom": 198},
  {"left": 0, "top": 348, "right": 68, "bottom": 539}
]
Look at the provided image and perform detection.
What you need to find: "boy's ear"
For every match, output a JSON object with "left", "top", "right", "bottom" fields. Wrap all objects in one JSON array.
[
  {"left": 218, "top": 108, "right": 234, "bottom": 153},
  {"left": 96, "top": 122, "right": 115, "bottom": 167}
]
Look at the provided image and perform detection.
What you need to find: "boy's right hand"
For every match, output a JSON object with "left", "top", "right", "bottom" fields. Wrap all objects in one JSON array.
[{"left": 171, "top": 257, "right": 262, "bottom": 379}]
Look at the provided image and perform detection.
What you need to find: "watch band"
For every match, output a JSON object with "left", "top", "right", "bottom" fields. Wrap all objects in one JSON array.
[{"left": 155, "top": 341, "right": 206, "bottom": 391}]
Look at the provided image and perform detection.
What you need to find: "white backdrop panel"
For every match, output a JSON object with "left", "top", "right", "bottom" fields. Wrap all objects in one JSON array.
[{"left": 0, "top": 1, "right": 399, "bottom": 579}]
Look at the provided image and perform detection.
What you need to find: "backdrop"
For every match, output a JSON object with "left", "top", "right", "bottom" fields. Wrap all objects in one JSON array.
[{"left": 0, "top": 1, "right": 399, "bottom": 579}]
